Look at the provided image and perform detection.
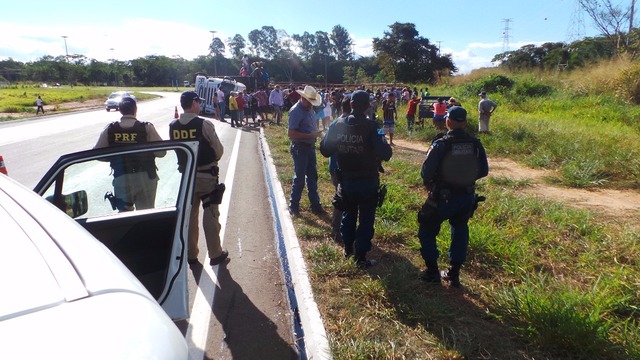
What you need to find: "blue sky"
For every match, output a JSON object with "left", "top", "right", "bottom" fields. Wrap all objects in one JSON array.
[{"left": 1, "top": 0, "right": 599, "bottom": 74}]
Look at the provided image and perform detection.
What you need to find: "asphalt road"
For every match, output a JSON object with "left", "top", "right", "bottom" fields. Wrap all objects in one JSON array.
[{"left": 0, "top": 93, "right": 301, "bottom": 359}]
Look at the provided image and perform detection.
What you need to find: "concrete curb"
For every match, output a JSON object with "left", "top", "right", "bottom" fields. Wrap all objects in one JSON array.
[{"left": 258, "top": 128, "right": 332, "bottom": 360}]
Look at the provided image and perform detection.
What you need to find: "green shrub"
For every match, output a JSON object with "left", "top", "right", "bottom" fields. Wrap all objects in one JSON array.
[{"left": 513, "top": 80, "right": 555, "bottom": 97}]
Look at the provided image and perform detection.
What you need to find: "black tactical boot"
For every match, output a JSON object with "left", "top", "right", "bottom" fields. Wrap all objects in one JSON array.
[
  {"left": 354, "top": 252, "right": 377, "bottom": 268},
  {"left": 344, "top": 243, "right": 354, "bottom": 259},
  {"left": 441, "top": 262, "right": 462, "bottom": 288},
  {"left": 421, "top": 260, "right": 441, "bottom": 284}
]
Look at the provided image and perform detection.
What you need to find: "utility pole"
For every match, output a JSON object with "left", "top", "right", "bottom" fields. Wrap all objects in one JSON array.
[
  {"left": 324, "top": 54, "right": 328, "bottom": 90},
  {"left": 61, "top": 35, "right": 69, "bottom": 61},
  {"left": 436, "top": 40, "right": 442, "bottom": 55},
  {"left": 110, "top": 48, "right": 116, "bottom": 86},
  {"left": 209, "top": 30, "right": 218, "bottom": 77},
  {"left": 62, "top": 36, "right": 71, "bottom": 87}
]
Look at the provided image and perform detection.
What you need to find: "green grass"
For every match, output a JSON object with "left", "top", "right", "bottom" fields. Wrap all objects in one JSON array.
[
  {"left": 264, "top": 92, "right": 640, "bottom": 358},
  {"left": 4, "top": 80, "right": 640, "bottom": 357},
  {"left": 0, "top": 84, "right": 175, "bottom": 120}
]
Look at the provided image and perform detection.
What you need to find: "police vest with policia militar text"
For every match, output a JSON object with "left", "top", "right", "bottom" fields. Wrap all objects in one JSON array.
[
  {"left": 333, "top": 115, "right": 379, "bottom": 180},
  {"left": 435, "top": 134, "right": 481, "bottom": 190},
  {"left": 107, "top": 121, "right": 157, "bottom": 178}
]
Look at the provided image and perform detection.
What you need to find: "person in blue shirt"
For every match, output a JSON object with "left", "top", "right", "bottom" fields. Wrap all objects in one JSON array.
[
  {"left": 320, "top": 90, "right": 392, "bottom": 267},
  {"left": 287, "top": 85, "right": 325, "bottom": 216},
  {"left": 417, "top": 106, "right": 489, "bottom": 287}
]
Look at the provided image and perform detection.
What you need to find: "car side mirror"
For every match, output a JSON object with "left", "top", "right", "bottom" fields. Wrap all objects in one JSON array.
[{"left": 46, "top": 190, "right": 88, "bottom": 218}]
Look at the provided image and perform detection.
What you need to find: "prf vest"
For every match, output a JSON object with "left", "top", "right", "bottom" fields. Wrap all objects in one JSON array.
[
  {"left": 333, "top": 115, "right": 379, "bottom": 180},
  {"left": 436, "top": 134, "right": 481, "bottom": 189},
  {"left": 107, "top": 121, "right": 157, "bottom": 178},
  {"left": 108, "top": 121, "right": 147, "bottom": 145},
  {"left": 169, "top": 117, "right": 217, "bottom": 166}
]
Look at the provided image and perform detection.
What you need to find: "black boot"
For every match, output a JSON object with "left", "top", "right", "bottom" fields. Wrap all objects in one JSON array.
[
  {"left": 354, "top": 252, "right": 377, "bottom": 268},
  {"left": 441, "top": 262, "right": 462, "bottom": 288},
  {"left": 344, "top": 243, "right": 354, "bottom": 259},
  {"left": 421, "top": 260, "right": 441, "bottom": 284}
]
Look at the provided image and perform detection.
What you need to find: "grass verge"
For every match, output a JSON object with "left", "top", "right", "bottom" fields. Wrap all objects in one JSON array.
[{"left": 264, "top": 115, "right": 640, "bottom": 359}]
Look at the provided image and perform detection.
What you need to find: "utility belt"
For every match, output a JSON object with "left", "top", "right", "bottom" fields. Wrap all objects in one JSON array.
[
  {"left": 291, "top": 141, "right": 315, "bottom": 148},
  {"left": 337, "top": 169, "right": 379, "bottom": 182},
  {"left": 114, "top": 164, "right": 156, "bottom": 179},
  {"left": 197, "top": 165, "right": 219, "bottom": 177}
]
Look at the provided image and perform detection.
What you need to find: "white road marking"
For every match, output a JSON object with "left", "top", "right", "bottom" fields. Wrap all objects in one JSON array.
[{"left": 186, "top": 129, "right": 242, "bottom": 360}]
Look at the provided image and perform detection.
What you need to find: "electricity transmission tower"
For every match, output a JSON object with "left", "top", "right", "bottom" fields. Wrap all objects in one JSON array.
[{"left": 502, "top": 18, "right": 513, "bottom": 53}]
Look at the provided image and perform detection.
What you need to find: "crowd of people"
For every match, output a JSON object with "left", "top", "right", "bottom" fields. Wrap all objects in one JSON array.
[
  {"left": 93, "top": 67, "right": 495, "bottom": 285},
  {"left": 281, "top": 84, "right": 490, "bottom": 286}
]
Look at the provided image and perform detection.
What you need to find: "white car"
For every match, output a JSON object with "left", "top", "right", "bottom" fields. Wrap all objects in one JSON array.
[
  {"left": 105, "top": 91, "right": 136, "bottom": 111},
  {"left": 0, "top": 141, "right": 200, "bottom": 359}
]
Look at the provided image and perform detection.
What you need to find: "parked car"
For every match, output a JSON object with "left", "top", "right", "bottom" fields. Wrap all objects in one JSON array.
[
  {"left": 0, "top": 163, "right": 192, "bottom": 359},
  {"left": 105, "top": 91, "right": 136, "bottom": 111}
]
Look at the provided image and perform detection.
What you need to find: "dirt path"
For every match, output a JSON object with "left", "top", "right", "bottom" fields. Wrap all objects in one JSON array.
[{"left": 394, "top": 139, "right": 640, "bottom": 229}]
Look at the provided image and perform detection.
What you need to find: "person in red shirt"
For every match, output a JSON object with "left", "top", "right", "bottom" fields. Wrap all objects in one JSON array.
[
  {"left": 235, "top": 92, "right": 246, "bottom": 127},
  {"left": 406, "top": 94, "right": 422, "bottom": 131},
  {"left": 432, "top": 97, "right": 448, "bottom": 131}
]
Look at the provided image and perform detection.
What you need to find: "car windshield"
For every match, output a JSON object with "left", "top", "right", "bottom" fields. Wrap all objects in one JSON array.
[{"left": 108, "top": 93, "right": 121, "bottom": 99}]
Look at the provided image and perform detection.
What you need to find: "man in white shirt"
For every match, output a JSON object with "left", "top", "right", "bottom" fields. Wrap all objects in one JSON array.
[
  {"left": 269, "top": 84, "right": 285, "bottom": 125},
  {"left": 217, "top": 87, "right": 226, "bottom": 122}
]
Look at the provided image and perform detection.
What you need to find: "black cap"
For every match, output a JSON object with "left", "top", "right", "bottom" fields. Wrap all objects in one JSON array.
[
  {"left": 445, "top": 106, "right": 467, "bottom": 122},
  {"left": 350, "top": 90, "right": 370, "bottom": 106},
  {"left": 119, "top": 96, "right": 136, "bottom": 114},
  {"left": 180, "top": 91, "right": 204, "bottom": 108}
]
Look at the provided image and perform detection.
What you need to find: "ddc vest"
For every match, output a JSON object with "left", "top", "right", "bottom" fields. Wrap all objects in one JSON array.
[{"left": 169, "top": 117, "right": 217, "bottom": 166}]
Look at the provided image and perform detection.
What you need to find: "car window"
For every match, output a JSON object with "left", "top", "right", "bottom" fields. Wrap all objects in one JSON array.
[{"left": 41, "top": 149, "right": 184, "bottom": 219}]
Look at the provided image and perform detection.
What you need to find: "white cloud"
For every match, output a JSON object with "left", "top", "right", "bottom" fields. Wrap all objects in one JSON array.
[{"left": 352, "top": 36, "right": 374, "bottom": 57}]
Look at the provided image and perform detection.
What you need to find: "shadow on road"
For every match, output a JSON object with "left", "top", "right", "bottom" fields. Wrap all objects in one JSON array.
[{"left": 178, "top": 262, "right": 299, "bottom": 359}]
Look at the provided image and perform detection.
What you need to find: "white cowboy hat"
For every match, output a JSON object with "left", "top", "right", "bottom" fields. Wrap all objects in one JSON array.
[{"left": 296, "top": 85, "right": 322, "bottom": 106}]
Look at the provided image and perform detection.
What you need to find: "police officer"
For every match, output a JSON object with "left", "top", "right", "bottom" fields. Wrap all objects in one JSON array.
[
  {"left": 320, "top": 90, "right": 392, "bottom": 267},
  {"left": 417, "top": 106, "right": 489, "bottom": 286},
  {"left": 170, "top": 91, "right": 228, "bottom": 267},
  {"left": 94, "top": 96, "right": 164, "bottom": 211}
]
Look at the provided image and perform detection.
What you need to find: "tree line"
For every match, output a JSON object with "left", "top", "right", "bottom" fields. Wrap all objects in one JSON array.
[
  {"left": 2, "top": 1, "right": 638, "bottom": 88},
  {"left": 0, "top": 23, "right": 455, "bottom": 87}
]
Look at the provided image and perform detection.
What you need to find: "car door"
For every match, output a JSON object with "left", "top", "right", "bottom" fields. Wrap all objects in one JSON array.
[{"left": 33, "top": 141, "right": 199, "bottom": 321}]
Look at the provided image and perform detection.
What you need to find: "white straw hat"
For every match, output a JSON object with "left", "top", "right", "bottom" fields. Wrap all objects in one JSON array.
[{"left": 296, "top": 85, "right": 322, "bottom": 106}]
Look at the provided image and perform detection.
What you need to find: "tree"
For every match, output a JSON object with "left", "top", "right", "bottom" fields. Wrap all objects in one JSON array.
[
  {"left": 0, "top": 58, "right": 26, "bottom": 83},
  {"left": 330, "top": 25, "right": 353, "bottom": 61},
  {"left": 578, "top": 0, "right": 636, "bottom": 51},
  {"left": 208, "top": 37, "right": 225, "bottom": 57},
  {"left": 372, "top": 22, "right": 455, "bottom": 83},
  {"left": 315, "top": 31, "right": 332, "bottom": 56},
  {"left": 493, "top": 42, "right": 567, "bottom": 70},
  {"left": 292, "top": 32, "right": 317, "bottom": 60},
  {"left": 227, "top": 34, "right": 246, "bottom": 59},
  {"left": 247, "top": 26, "right": 281, "bottom": 59}
]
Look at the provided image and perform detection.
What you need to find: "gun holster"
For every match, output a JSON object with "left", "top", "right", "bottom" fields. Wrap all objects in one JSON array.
[
  {"left": 332, "top": 183, "right": 346, "bottom": 211},
  {"left": 417, "top": 197, "right": 438, "bottom": 224},
  {"left": 377, "top": 184, "right": 387, "bottom": 208},
  {"left": 210, "top": 183, "right": 226, "bottom": 205},
  {"left": 470, "top": 194, "right": 486, "bottom": 218}
]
